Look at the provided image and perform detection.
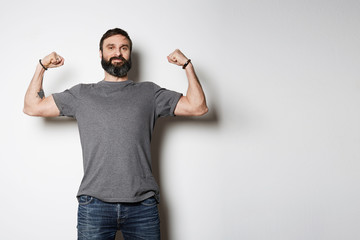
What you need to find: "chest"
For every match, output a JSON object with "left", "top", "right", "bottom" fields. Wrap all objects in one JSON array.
[{"left": 76, "top": 88, "right": 155, "bottom": 130}]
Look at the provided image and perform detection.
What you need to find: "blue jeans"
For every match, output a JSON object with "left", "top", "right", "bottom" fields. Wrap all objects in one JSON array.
[{"left": 77, "top": 195, "right": 160, "bottom": 240}]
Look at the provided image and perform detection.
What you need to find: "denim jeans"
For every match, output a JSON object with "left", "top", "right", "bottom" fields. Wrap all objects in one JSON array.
[{"left": 77, "top": 195, "right": 160, "bottom": 240}]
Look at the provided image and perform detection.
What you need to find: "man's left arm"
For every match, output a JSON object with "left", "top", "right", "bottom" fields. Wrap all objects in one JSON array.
[{"left": 167, "top": 49, "right": 208, "bottom": 116}]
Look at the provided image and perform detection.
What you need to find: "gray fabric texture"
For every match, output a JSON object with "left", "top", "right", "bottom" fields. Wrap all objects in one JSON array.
[{"left": 52, "top": 80, "right": 182, "bottom": 203}]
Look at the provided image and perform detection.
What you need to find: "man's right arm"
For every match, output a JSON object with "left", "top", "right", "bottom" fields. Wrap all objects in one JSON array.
[{"left": 23, "top": 52, "right": 64, "bottom": 117}]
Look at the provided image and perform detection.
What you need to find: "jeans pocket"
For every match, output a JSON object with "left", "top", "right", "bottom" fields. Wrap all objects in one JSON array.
[
  {"left": 140, "top": 197, "right": 158, "bottom": 206},
  {"left": 77, "top": 195, "right": 94, "bottom": 206}
]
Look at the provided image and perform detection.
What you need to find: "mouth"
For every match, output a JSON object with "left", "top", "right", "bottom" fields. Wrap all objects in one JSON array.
[
  {"left": 112, "top": 58, "right": 123, "bottom": 63},
  {"left": 111, "top": 58, "right": 125, "bottom": 66},
  {"left": 111, "top": 55, "right": 125, "bottom": 60}
]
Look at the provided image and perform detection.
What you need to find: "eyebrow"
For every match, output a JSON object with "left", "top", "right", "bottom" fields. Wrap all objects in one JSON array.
[{"left": 105, "top": 43, "right": 129, "bottom": 48}]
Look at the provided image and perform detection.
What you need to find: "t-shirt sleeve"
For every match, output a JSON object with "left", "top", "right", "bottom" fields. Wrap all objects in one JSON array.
[
  {"left": 52, "top": 84, "right": 82, "bottom": 118},
  {"left": 153, "top": 83, "right": 182, "bottom": 118}
]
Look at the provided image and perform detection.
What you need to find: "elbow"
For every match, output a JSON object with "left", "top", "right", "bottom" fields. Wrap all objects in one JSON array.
[
  {"left": 200, "top": 106, "right": 209, "bottom": 116},
  {"left": 23, "top": 106, "right": 36, "bottom": 116},
  {"left": 23, "top": 99, "right": 35, "bottom": 116},
  {"left": 193, "top": 104, "right": 209, "bottom": 116},
  {"left": 198, "top": 105, "right": 208, "bottom": 116},
  {"left": 23, "top": 104, "right": 40, "bottom": 116}
]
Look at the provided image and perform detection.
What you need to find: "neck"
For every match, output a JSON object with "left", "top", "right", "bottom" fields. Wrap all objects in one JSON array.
[{"left": 104, "top": 72, "right": 129, "bottom": 82}]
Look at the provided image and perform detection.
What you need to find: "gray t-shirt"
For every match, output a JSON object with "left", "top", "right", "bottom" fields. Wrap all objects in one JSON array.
[{"left": 52, "top": 80, "right": 182, "bottom": 203}]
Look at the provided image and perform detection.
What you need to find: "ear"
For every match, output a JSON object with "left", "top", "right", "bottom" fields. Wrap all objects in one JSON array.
[{"left": 99, "top": 50, "right": 103, "bottom": 59}]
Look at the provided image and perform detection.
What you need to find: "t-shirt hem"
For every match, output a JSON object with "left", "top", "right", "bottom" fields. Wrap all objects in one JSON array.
[
  {"left": 51, "top": 93, "right": 64, "bottom": 116},
  {"left": 76, "top": 191, "right": 158, "bottom": 203},
  {"left": 170, "top": 93, "right": 183, "bottom": 116}
]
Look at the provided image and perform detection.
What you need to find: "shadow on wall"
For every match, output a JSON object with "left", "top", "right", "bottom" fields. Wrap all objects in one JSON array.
[
  {"left": 150, "top": 109, "right": 219, "bottom": 240},
  {"left": 128, "top": 51, "right": 141, "bottom": 82},
  {"left": 43, "top": 50, "right": 219, "bottom": 240}
]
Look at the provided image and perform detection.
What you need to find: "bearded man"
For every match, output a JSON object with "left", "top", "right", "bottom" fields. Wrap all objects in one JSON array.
[{"left": 23, "top": 28, "right": 207, "bottom": 240}]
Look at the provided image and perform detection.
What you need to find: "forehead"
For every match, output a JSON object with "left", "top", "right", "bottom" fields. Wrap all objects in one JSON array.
[{"left": 103, "top": 34, "right": 130, "bottom": 46}]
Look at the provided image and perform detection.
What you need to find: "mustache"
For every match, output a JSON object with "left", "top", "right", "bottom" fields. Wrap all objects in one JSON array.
[{"left": 110, "top": 56, "right": 127, "bottom": 62}]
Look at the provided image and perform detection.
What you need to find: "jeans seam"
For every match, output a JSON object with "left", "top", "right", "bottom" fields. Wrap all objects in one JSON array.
[
  {"left": 140, "top": 197, "right": 157, "bottom": 206},
  {"left": 78, "top": 196, "right": 94, "bottom": 206}
]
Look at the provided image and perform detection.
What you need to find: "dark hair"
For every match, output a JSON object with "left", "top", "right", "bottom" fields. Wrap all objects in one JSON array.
[{"left": 99, "top": 28, "right": 132, "bottom": 52}]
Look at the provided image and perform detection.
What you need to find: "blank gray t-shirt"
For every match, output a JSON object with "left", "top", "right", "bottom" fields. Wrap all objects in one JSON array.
[{"left": 52, "top": 80, "right": 182, "bottom": 203}]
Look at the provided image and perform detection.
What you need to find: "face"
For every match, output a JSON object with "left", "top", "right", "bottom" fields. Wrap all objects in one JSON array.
[{"left": 100, "top": 34, "right": 132, "bottom": 78}]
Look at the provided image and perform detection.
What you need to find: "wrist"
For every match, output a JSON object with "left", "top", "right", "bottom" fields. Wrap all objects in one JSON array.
[
  {"left": 182, "top": 59, "right": 191, "bottom": 69},
  {"left": 39, "top": 59, "right": 48, "bottom": 70},
  {"left": 36, "top": 62, "right": 47, "bottom": 73}
]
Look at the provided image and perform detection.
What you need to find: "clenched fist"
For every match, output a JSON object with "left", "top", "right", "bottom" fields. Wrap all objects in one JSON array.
[
  {"left": 167, "top": 49, "right": 189, "bottom": 67},
  {"left": 41, "top": 52, "right": 65, "bottom": 69}
]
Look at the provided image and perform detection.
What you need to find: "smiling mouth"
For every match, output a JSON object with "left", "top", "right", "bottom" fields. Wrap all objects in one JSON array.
[
  {"left": 111, "top": 58, "right": 125, "bottom": 66},
  {"left": 112, "top": 58, "right": 123, "bottom": 62}
]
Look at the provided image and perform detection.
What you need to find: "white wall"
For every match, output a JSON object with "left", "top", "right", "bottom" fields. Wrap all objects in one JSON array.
[{"left": 1, "top": 0, "right": 359, "bottom": 239}]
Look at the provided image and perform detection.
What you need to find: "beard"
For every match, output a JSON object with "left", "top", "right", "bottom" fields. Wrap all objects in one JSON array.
[{"left": 101, "top": 55, "right": 132, "bottom": 78}]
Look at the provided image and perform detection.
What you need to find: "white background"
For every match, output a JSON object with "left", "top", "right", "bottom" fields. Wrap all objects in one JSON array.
[{"left": 1, "top": 0, "right": 359, "bottom": 239}]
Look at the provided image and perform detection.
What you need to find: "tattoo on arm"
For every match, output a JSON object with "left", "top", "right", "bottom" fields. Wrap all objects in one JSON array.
[{"left": 37, "top": 89, "right": 45, "bottom": 99}]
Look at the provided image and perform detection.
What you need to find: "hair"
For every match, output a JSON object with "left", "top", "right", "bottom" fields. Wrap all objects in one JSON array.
[{"left": 99, "top": 28, "right": 132, "bottom": 52}]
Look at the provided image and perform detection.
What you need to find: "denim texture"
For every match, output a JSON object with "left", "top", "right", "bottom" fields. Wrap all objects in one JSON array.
[{"left": 77, "top": 195, "right": 160, "bottom": 240}]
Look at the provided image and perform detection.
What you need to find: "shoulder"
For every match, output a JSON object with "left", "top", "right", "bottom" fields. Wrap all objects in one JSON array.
[
  {"left": 136, "top": 81, "right": 162, "bottom": 91},
  {"left": 71, "top": 83, "right": 96, "bottom": 92},
  {"left": 61, "top": 83, "right": 96, "bottom": 99},
  {"left": 136, "top": 81, "right": 158, "bottom": 87},
  {"left": 131, "top": 81, "right": 161, "bottom": 93}
]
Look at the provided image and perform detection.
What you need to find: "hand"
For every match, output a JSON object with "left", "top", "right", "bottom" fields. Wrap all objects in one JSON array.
[
  {"left": 167, "top": 49, "right": 188, "bottom": 67},
  {"left": 41, "top": 52, "right": 65, "bottom": 69}
]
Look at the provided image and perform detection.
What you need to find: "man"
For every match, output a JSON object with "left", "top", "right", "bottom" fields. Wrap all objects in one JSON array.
[{"left": 23, "top": 28, "right": 207, "bottom": 240}]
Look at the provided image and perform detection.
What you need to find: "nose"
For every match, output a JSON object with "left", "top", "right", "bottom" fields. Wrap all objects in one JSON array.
[{"left": 114, "top": 48, "right": 122, "bottom": 57}]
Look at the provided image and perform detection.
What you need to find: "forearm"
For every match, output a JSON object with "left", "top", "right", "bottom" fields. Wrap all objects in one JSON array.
[
  {"left": 168, "top": 49, "right": 208, "bottom": 116},
  {"left": 183, "top": 62, "right": 208, "bottom": 114},
  {"left": 23, "top": 53, "right": 64, "bottom": 116},
  {"left": 23, "top": 63, "right": 47, "bottom": 114}
]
